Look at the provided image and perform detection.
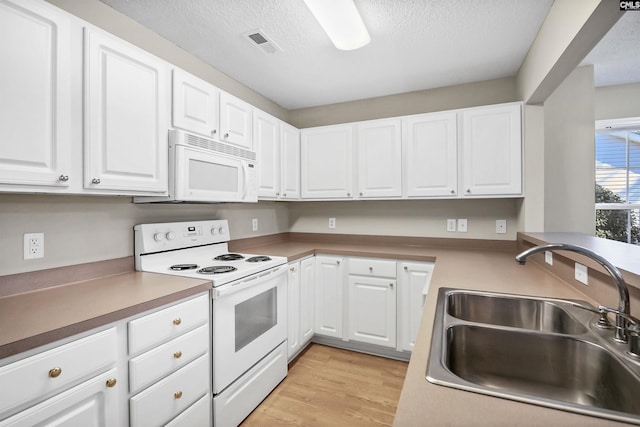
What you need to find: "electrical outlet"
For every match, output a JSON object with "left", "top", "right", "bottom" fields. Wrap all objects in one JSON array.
[
  {"left": 447, "top": 219, "right": 457, "bottom": 232},
  {"left": 495, "top": 219, "right": 507, "bottom": 234},
  {"left": 328, "top": 217, "right": 336, "bottom": 229},
  {"left": 457, "top": 219, "right": 468, "bottom": 233},
  {"left": 24, "top": 233, "right": 44, "bottom": 260},
  {"left": 575, "top": 262, "right": 588, "bottom": 285},
  {"left": 545, "top": 251, "right": 553, "bottom": 265},
  {"left": 252, "top": 218, "right": 258, "bottom": 232}
]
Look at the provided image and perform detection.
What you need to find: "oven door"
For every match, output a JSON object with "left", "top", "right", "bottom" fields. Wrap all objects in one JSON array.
[
  {"left": 212, "top": 265, "right": 287, "bottom": 393},
  {"left": 173, "top": 144, "right": 256, "bottom": 202}
]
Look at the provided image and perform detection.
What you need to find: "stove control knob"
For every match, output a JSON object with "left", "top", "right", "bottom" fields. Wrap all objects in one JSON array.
[
  {"left": 165, "top": 232, "right": 175, "bottom": 241},
  {"left": 154, "top": 232, "right": 164, "bottom": 242},
  {"left": 218, "top": 227, "right": 225, "bottom": 235},
  {"left": 210, "top": 227, "right": 217, "bottom": 236}
]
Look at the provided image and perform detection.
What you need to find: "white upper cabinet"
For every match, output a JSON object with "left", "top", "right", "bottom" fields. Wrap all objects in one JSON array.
[
  {"left": 0, "top": 0, "right": 72, "bottom": 188},
  {"left": 301, "top": 124, "right": 354, "bottom": 199},
  {"left": 255, "top": 110, "right": 281, "bottom": 198},
  {"left": 356, "top": 118, "right": 402, "bottom": 198},
  {"left": 84, "top": 28, "right": 169, "bottom": 194},
  {"left": 219, "top": 91, "right": 253, "bottom": 149},
  {"left": 461, "top": 103, "right": 522, "bottom": 196},
  {"left": 280, "top": 122, "right": 301, "bottom": 199},
  {"left": 172, "top": 69, "right": 219, "bottom": 139},
  {"left": 403, "top": 112, "right": 458, "bottom": 197}
]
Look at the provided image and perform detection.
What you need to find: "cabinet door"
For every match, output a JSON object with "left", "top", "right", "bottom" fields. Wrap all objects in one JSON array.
[
  {"left": 0, "top": 0, "right": 72, "bottom": 187},
  {"left": 0, "top": 369, "right": 119, "bottom": 427},
  {"left": 172, "top": 69, "right": 219, "bottom": 138},
  {"left": 255, "top": 110, "right": 281, "bottom": 198},
  {"left": 398, "top": 262, "right": 434, "bottom": 352},
  {"left": 357, "top": 118, "right": 402, "bottom": 198},
  {"left": 84, "top": 28, "right": 169, "bottom": 193},
  {"left": 219, "top": 91, "right": 253, "bottom": 149},
  {"left": 403, "top": 112, "right": 457, "bottom": 197},
  {"left": 315, "top": 255, "right": 344, "bottom": 338},
  {"left": 287, "top": 261, "right": 301, "bottom": 359},
  {"left": 301, "top": 125, "right": 354, "bottom": 199},
  {"left": 461, "top": 103, "right": 522, "bottom": 196},
  {"left": 300, "top": 257, "right": 316, "bottom": 344},
  {"left": 281, "top": 122, "right": 301, "bottom": 199},
  {"left": 348, "top": 276, "right": 396, "bottom": 348}
]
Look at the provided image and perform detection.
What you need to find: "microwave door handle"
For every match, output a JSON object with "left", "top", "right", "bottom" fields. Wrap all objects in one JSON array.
[{"left": 241, "top": 162, "right": 248, "bottom": 200}]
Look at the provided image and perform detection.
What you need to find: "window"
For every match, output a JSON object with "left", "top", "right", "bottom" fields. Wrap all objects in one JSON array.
[{"left": 595, "top": 118, "right": 640, "bottom": 244}]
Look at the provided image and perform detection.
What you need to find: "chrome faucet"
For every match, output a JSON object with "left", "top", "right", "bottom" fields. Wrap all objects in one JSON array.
[{"left": 515, "top": 243, "right": 630, "bottom": 343}]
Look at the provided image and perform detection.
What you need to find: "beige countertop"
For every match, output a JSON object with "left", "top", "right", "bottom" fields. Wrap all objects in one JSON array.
[
  {"left": 239, "top": 235, "right": 635, "bottom": 427},
  {"left": 0, "top": 271, "right": 211, "bottom": 359}
]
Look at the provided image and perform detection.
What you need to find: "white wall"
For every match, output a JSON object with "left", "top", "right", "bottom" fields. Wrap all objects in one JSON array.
[
  {"left": 543, "top": 66, "right": 596, "bottom": 233},
  {"left": 595, "top": 83, "right": 640, "bottom": 120},
  {"left": 0, "top": 195, "right": 288, "bottom": 276}
]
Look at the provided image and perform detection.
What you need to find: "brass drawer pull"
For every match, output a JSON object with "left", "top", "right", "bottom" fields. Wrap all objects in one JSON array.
[
  {"left": 173, "top": 351, "right": 183, "bottom": 359},
  {"left": 174, "top": 391, "right": 183, "bottom": 399},
  {"left": 173, "top": 318, "right": 182, "bottom": 326},
  {"left": 48, "top": 367, "right": 62, "bottom": 378},
  {"left": 106, "top": 378, "right": 117, "bottom": 388}
]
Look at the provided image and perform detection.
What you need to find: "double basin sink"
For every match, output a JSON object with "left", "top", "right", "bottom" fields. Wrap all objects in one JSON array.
[{"left": 427, "top": 289, "right": 640, "bottom": 424}]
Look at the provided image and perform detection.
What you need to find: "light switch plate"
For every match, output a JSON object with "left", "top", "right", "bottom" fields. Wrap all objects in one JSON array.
[
  {"left": 252, "top": 218, "right": 258, "bottom": 232},
  {"left": 495, "top": 219, "right": 507, "bottom": 234},
  {"left": 328, "top": 217, "right": 336, "bottom": 229},
  {"left": 545, "top": 251, "right": 553, "bottom": 265},
  {"left": 447, "top": 219, "right": 456, "bottom": 232},
  {"left": 575, "top": 262, "right": 588, "bottom": 285},
  {"left": 457, "top": 219, "right": 468, "bottom": 232}
]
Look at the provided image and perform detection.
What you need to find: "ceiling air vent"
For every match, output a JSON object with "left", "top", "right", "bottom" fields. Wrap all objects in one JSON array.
[{"left": 243, "top": 29, "right": 282, "bottom": 55}]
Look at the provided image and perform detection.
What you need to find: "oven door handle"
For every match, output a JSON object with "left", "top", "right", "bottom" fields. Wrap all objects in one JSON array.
[{"left": 213, "top": 265, "right": 286, "bottom": 297}]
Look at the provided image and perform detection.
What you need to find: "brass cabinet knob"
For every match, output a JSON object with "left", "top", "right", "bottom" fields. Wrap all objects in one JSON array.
[
  {"left": 450, "top": 189, "right": 455, "bottom": 194},
  {"left": 106, "top": 378, "right": 117, "bottom": 388},
  {"left": 58, "top": 175, "right": 69, "bottom": 182},
  {"left": 91, "top": 178, "right": 101, "bottom": 184},
  {"left": 173, "top": 351, "right": 183, "bottom": 359},
  {"left": 173, "top": 318, "right": 182, "bottom": 326},
  {"left": 174, "top": 391, "right": 183, "bottom": 399},
  {"left": 224, "top": 133, "right": 229, "bottom": 138},
  {"left": 283, "top": 193, "right": 287, "bottom": 197},
  {"left": 466, "top": 189, "right": 471, "bottom": 193},
  {"left": 48, "top": 367, "right": 62, "bottom": 378},
  {"left": 211, "top": 129, "right": 217, "bottom": 135}
]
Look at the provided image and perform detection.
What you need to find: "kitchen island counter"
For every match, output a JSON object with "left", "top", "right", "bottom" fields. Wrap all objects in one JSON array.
[{"left": 236, "top": 233, "right": 636, "bottom": 426}]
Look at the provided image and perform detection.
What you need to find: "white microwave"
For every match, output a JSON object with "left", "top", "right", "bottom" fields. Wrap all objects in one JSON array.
[{"left": 135, "top": 130, "right": 258, "bottom": 203}]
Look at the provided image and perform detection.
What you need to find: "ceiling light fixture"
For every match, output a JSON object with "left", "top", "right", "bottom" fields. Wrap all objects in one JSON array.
[{"left": 303, "top": 0, "right": 370, "bottom": 51}]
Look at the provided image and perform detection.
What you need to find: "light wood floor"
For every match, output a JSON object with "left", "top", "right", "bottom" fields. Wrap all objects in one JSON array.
[{"left": 241, "top": 344, "right": 408, "bottom": 426}]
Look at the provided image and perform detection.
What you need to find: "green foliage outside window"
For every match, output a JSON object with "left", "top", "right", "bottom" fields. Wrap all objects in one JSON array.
[{"left": 595, "top": 184, "right": 640, "bottom": 244}]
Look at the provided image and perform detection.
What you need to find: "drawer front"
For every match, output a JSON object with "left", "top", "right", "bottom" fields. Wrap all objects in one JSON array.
[
  {"left": 349, "top": 258, "right": 397, "bottom": 278},
  {"left": 129, "top": 354, "right": 209, "bottom": 427},
  {"left": 165, "top": 394, "right": 210, "bottom": 427},
  {"left": 129, "top": 324, "right": 209, "bottom": 393},
  {"left": 0, "top": 328, "right": 117, "bottom": 416},
  {"left": 128, "top": 294, "right": 209, "bottom": 355}
]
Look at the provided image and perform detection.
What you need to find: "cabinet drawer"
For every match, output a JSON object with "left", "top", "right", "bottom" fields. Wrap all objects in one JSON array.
[
  {"left": 129, "top": 354, "right": 209, "bottom": 427},
  {"left": 128, "top": 294, "right": 209, "bottom": 355},
  {"left": 0, "top": 328, "right": 117, "bottom": 416},
  {"left": 165, "top": 394, "right": 210, "bottom": 427},
  {"left": 129, "top": 324, "right": 209, "bottom": 393},
  {"left": 348, "top": 258, "right": 396, "bottom": 278}
]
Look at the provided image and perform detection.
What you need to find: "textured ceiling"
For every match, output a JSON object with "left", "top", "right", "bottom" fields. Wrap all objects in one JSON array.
[
  {"left": 97, "top": 0, "right": 634, "bottom": 110},
  {"left": 581, "top": 11, "right": 640, "bottom": 87}
]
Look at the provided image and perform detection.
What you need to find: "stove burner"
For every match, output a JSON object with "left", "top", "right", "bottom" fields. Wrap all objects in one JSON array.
[
  {"left": 214, "top": 253, "right": 245, "bottom": 261},
  {"left": 246, "top": 256, "right": 272, "bottom": 263},
  {"left": 198, "top": 266, "right": 237, "bottom": 274},
  {"left": 170, "top": 264, "right": 199, "bottom": 271}
]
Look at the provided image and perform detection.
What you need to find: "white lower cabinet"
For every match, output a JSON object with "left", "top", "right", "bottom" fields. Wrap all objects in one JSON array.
[
  {"left": 315, "top": 255, "right": 345, "bottom": 339},
  {"left": 287, "top": 257, "right": 316, "bottom": 360},
  {"left": 347, "top": 258, "right": 397, "bottom": 348},
  {"left": 397, "top": 261, "right": 435, "bottom": 352},
  {"left": 127, "top": 293, "right": 210, "bottom": 427},
  {"left": 0, "top": 368, "right": 120, "bottom": 427}
]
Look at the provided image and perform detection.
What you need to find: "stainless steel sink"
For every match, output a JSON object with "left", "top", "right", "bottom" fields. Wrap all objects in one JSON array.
[
  {"left": 427, "top": 288, "right": 640, "bottom": 425},
  {"left": 446, "top": 292, "right": 587, "bottom": 334}
]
